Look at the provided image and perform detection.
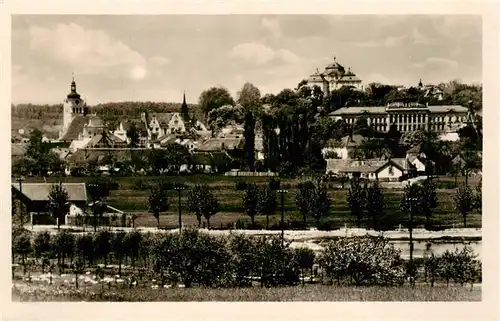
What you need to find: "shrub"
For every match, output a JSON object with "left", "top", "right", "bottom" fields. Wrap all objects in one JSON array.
[
  {"left": 317, "top": 220, "right": 340, "bottom": 231},
  {"left": 321, "top": 236, "right": 405, "bottom": 286}
]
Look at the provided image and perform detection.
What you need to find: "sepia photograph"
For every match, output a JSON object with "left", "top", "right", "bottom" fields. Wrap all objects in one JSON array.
[{"left": 9, "top": 13, "right": 486, "bottom": 304}]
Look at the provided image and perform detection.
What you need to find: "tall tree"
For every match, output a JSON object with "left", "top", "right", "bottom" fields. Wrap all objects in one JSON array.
[
  {"left": 47, "top": 182, "right": 70, "bottom": 231},
  {"left": 420, "top": 179, "right": 438, "bottom": 230},
  {"left": 198, "top": 86, "right": 235, "bottom": 116},
  {"left": 243, "top": 111, "right": 256, "bottom": 171},
  {"left": 296, "top": 183, "right": 313, "bottom": 229},
  {"left": 310, "top": 184, "right": 331, "bottom": 227},
  {"left": 257, "top": 187, "right": 277, "bottom": 230},
  {"left": 127, "top": 123, "right": 140, "bottom": 148},
  {"left": 243, "top": 183, "right": 259, "bottom": 226},
  {"left": 187, "top": 184, "right": 219, "bottom": 229},
  {"left": 147, "top": 185, "right": 169, "bottom": 229},
  {"left": 366, "top": 182, "right": 385, "bottom": 231},
  {"left": 347, "top": 178, "right": 367, "bottom": 228},
  {"left": 454, "top": 184, "right": 474, "bottom": 228},
  {"left": 237, "top": 82, "right": 262, "bottom": 114}
]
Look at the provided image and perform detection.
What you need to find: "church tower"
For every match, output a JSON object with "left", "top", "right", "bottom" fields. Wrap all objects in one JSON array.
[
  {"left": 180, "top": 91, "right": 189, "bottom": 122},
  {"left": 61, "top": 74, "right": 87, "bottom": 139}
]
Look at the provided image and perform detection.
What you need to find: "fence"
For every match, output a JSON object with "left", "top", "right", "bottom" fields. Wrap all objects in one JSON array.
[{"left": 224, "top": 171, "right": 278, "bottom": 177}]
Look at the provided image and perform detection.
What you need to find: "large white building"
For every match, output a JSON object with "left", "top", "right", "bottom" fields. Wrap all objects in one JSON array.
[
  {"left": 330, "top": 102, "right": 469, "bottom": 133},
  {"left": 305, "top": 56, "right": 363, "bottom": 93}
]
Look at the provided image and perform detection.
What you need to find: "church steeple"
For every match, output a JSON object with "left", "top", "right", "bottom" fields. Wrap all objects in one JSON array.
[
  {"left": 180, "top": 91, "right": 189, "bottom": 122},
  {"left": 68, "top": 73, "right": 80, "bottom": 99}
]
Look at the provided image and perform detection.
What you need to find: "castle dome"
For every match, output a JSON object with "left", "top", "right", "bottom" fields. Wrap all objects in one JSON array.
[{"left": 67, "top": 77, "right": 81, "bottom": 100}]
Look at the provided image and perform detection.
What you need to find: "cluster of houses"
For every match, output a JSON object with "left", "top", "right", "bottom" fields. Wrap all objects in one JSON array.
[{"left": 12, "top": 77, "right": 267, "bottom": 175}]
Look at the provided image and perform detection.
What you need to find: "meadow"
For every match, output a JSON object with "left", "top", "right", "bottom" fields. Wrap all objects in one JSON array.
[{"left": 22, "top": 174, "right": 482, "bottom": 230}]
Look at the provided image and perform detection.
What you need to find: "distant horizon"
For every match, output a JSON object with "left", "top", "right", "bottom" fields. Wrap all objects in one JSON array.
[{"left": 12, "top": 15, "right": 482, "bottom": 105}]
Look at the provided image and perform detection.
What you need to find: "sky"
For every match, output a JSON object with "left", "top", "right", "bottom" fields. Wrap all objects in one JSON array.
[{"left": 11, "top": 15, "right": 482, "bottom": 105}]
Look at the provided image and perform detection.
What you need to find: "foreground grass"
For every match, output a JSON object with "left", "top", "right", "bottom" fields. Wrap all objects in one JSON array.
[{"left": 12, "top": 283, "right": 480, "bottom": 302}]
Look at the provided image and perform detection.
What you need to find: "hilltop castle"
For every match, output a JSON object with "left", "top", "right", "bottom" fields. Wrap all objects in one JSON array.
[{"left": 305, "top": 56, "right": 363, "bottom": 94}]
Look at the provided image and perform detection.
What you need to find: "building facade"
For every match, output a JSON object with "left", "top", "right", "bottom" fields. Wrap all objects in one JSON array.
[
  {"left": 330, "top": 102, "right": 468, "bottom": 133},
  {"left": 306, "top": 56, "right": 363, "bottom": 93}
]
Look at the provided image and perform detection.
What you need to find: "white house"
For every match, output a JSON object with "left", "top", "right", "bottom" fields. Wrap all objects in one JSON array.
[{"left": 328, "top": 158, "right": 411, "bottom": 181}]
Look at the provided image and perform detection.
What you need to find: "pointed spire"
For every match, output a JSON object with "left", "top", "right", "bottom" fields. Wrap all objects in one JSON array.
[
  {"left": 333, "top": 55, "right": 336, "bottom": 61},
  {"left": 182, "top": 91, "right": 186, "bottom": 104}
]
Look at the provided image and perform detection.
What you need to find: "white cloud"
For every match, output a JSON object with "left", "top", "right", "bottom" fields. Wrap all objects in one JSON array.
[
  {"left": 28, "top": 22, "right": 149, "bottom": 80},
  {"left": 228, "top": 42, "right": 300, "bottom": 66},
  {"left": 411, "top": 57, "right": 459, "bottom": 71},
  {"left": 261, "top": 17, "right": 282, "bottom": 38}
]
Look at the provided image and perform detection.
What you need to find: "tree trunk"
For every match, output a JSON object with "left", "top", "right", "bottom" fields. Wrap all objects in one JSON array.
[
  {"left": 316, "top": 217, "right": 320, "bottom": 228},
  {"left": 465, "top": 170, "right": 469, "bottom": 186},
  {"left": 251, "top": 215, "right": 255, "bottom": 227},
  {"left": 207, "top": 218, "right": 211, "bottom": 230},
  {"left": 463, "top": 215, "right": 467, "bottom": 228},
  {"left": 303, "top": 213, "right": 307, "bottom": 230},
  {"left": 156, "top": 216, "right": 160, "bottom": 230},
  {"left": 266, "top": 213, "right": 269, "bottom": 230}
]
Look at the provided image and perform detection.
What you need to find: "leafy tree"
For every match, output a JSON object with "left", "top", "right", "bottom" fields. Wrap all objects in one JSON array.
[
  {"left": 420, "top": 179, "right": 438, "bottom": 230},
  {"left": 295, "top": 183, "right": 313, "bottom": 229},
  {"left": 294, "top": 247, "right": 316, "bottom": 285},
  {"left": 47, "top": 182, "right": 70, "bottom": 231},
  {"left": 237, "top": 82, "right": 262, "bottom": 114},
  {"left": 76, "top": 233, "right": 95, "bottom": 268},
  {"left": 53, "top": 230, "right": 75, "bottom": 273},
  {"left": 13, "top": 232, "right": 32, "bottom": 276},
  {"left": 124, "top": 230, "right": 142, "bottom": 268},
  {"left": 454, "top": 184, "right": 474, "bottom": 228},
  {"left": 347, "top": 178, "right": 367, "bottom": 228},
  {"left": 257, "top": 186, "right": 277, "bottom": 229},
  {"left": 310, "top": 184, "right": 330, "bottom": 227},
  {"left": 111, "top": 231, "right": 126, "bottom": 276},
  {"left": 366, "top": 182, "right": 385, "bottom": 231},
  {"left": 93, "top": 230, "right": 111, "bottom": 267},
  {"left": 147, "top": 185, "right": 169, "bottom": 229},
  {"left": 198, "top": 86, "right": 235, "bottom": 116},
  {"left": 186, "top": 184, "right": 220, "bottom": 228},
  {"left": 33, "top": 231, "right": 52, "bottom": 273},
  {"left": 243, "top": 183, "right": 259, "bottom": 226},
  {"left": 164, "top": 143, "right": 190, "bottom": 174}
]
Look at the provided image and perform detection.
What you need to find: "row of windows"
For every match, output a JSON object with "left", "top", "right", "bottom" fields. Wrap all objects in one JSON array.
[{"left": 344, "top": 114, "right": 464, "bottom": 125}]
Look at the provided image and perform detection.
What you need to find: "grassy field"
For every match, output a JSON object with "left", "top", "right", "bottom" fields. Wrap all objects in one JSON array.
[
  {"left": 22, "top": 174, "right": 482, "bottom": 230},
  {"left": 12, "top": 282, "right": 480, "bottom": 302}
]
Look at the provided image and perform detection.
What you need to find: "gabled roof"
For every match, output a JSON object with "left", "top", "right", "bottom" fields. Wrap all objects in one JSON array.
[
  {"left": 11, "top": 182, "right": 87, "bottom": 202},
  {"left": 61, "top": 115, "right": 102, "bottom": 141},
  {"left": 197, "top": 137, "right": 244, "bottom": 152},
  {"left": 149, "top": 113, "right": 176, "bottom": 127}
]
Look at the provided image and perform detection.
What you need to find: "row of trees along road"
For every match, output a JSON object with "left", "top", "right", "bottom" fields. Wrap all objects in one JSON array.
[{"left": 140, "top": 176, "right": 481, "bottom": 231}]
